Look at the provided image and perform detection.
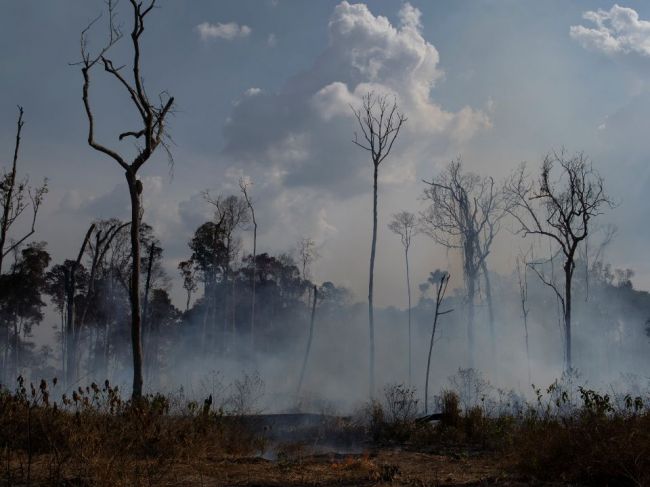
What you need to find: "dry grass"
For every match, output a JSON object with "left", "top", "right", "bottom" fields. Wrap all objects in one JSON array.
[
  {"left": 2, "top": 377, "right": 648, "bottom": 486},
  {"left": 0, "top": 377, "right": 265, "bottom": 486}
]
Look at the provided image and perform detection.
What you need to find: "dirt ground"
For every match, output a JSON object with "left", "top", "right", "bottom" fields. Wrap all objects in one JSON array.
[
  {"left": 8, "top": 448, "right": 567, "bottom": 486},
  {"left": 160, "top": 449, "right": 557, "bottom": 486}
]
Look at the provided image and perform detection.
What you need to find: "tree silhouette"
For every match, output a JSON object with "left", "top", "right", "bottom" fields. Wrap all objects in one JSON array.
[
  {"left": 77, "top": 0, "right": 175, "bottom": 398},
  {"left": 505, "top": 151, "right": 613, "bottom": 371},
  {"left": 388, "top": 211, "right": 416, "bottom": 386},
  {"left": 351, "top": 92, "right": 406, "bottom": 397}
]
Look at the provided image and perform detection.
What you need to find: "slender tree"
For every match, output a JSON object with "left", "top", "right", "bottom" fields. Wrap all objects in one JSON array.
[
  {"left": 424, "top": 270, "right": 452, "bottom": 414},
  {"left": 296, "top": 237, "right": 319, "bottom": 282},
  {"left": 515, "top": 253, "right": 531, "bottom": 385},
  {"left": 239, "top": 178, "right": 258, "bottom": 346},
  {"left": 351, "top": 92, "right": 406, "bottom": 397},
  {"left": 388, "top": 211, "right": 416, "bottom": 386},
  {"left": 297, "top": 285, "right": 318, "bottom": 394},
  {"left": 505, "top": 151, "right": 612, "bottom": 371},
  {"left": 77, "top": 0, "right": 175, "bottom": 398}
]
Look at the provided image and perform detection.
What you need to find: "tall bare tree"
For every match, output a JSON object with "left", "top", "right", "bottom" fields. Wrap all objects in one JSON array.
[
  {"left": 515, "top": 253, "right": 531, "bottom": 385},
  {"left": 296, "top": 237, "right": 319, "bottom": 281},
  {"left": 388, "top": 211, "right": 416, "bottom": 386},
  {"left": 0, "top": 107, "right": 47, "bottom": 276},
  {"left": 420, "top": 159, "right": 505, "bottom": 369},
  {"left": 77, "top": 0, "right": 174, "bottom": 398},
  {"left": 424, "top": 270, "right": 452, "bottom": 414},
  {"left": 505, "top": 151, "right": 612, "bottom": 372},
  {"left": 351, "top": 92, "right": 406, "bottom": 397},
  {"left": 297, "top": 285, "right": 318, "bottom": 394},
  {"left": 239, "top": 178, "right": 258, "bottom": 346}
]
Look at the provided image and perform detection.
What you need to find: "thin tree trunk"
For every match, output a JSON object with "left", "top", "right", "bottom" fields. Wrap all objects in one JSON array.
[
  {"left": 297, "top": 285, "right": 318, "bottom": 394},
  {"left": 467, "top": 275, "right": 475, "bottom": 370},
  {"left": 127, "top": 172, "right": 143, "bottom": 399},
  {"left": 368, "top": 164, "right": 378, "bottom": 398},
  {"left": 231, "top": 277, "right": 237, "bottom": 349},
  {"left": 13, "top": 319, "right": 19, "bottom": 378},
  {"left": 405, "top": 246, "right": 412, "bottom": 387},
  {"left": 64, "top": 267, "right": 75, "bottom": 387},
  {"left": 564, "top": 264, "right": 573, "bottom": 372},
  {"left": 3, "top": 321, "right": 8, "bottom": 384},
  {"left": 142, "top": 241, "right": 155, "bottom": 374},
  {"left": 142, "top": 242, "right": 156, "bottom": 381},
  {"left": 523, "top": 306, "right": 531, "bottom": 385},
  {"left": 250, "top": 227, "right": 257, "bottom": 348},
  {"left": 425, "top": 308, "right": 440, "bottom": 414},
  {"left": 481, "top": 260, "right": 496, "bottom": 372},
  {"left": 425, "top": 275, "right": 451, "bottom": 413}
]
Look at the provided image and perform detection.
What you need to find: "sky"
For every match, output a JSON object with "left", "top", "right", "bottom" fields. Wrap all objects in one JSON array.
[{"left": 2, "top": 0, "right": 650, "bottom": 313}]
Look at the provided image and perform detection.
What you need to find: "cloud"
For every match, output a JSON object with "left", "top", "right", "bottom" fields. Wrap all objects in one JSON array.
[
  {"left": 570, "top": 4, "right": 650, "bottom": 56},
  {"left": 196, "top": 21, "right": 251, "bottom": 41},
  {"left": 222, "top": 1, "right": 490, "bottom": 197},
  {"left": 267, "top": 33, "right": 277, "bottom": 47}
]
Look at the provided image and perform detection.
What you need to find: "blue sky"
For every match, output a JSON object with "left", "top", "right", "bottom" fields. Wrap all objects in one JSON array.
[{"left": 2, "top": 1, "right": 650, "bottom": 309}]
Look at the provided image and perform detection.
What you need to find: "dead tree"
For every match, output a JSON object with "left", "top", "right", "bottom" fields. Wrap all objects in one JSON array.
[
  {"left": 515, "top": 253, "right": 531, "bottom": 385},
  {"left": 351, "top": 92, "right": 406, "bottom": 397},
  {"left": 297, "top": 237, "right": 319, "bottom": 281},
  {"left": 420, "top": 160, "right": 505, "bottom": 369},
  {"left": 505, "top": 151, "right": 612, "bottom": 372},
  {"left": 0, "top": 106, "right": 47, "bottom": 276},
  {"left": 239, "top": 178, "right": 258, "bottom": 347},
  {"left": 388, "top": 211, "right": 416, "bottom": 386},
  {"left": 77, "top": 0, "right": 174, "bottom": 398},
  {"left": 424, "top": 271, "right": 452, "bottom": 414},
  {"left": 297, "top": 285, "right": 318, "bottom": 394}
]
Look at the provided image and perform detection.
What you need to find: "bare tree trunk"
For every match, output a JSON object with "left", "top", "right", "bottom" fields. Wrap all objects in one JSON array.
[
  {"left": 564, "top": 264, "right": 573, "bottom": 372},
  {"left": 13, "top": 319, "right": 18, "bottom": 379},
  {"left": 523, "top": 309, "right": 531, "bottom": 385},
  {"left": 64, "top": 268, "right": 75, "bottom": 387},
  {"left": 481, "top": 260, "right": 496, "bottom": 371},
  {"left": 368, "top": 164, "right": 378, "bottom": 398},
  {"left": 142, "top": 241, "right": 154, "bottom": 366},
  {"left": 467, "top": 274, "right": 476, "bottom": 370},
  {"left": 142, "top": 241, "right": 155, "bottom": 383},
  {"left": 297, "top": 285, "right": 318, "bottom": 394},
  {"left": 231, "top": 277, "right": 237, "bottom": 349},
  {"left": 425, "top": 273, "right": 450, "bottom": 414},
  {"left": 404, "top": 246, "right": 412, "bottom": 387},
  {"left": 127, "top": 172, "right": 143, "bottom": 399},
  {"left": 3, "top": 322, "right": 8, "bottom": 384},
  {"left": 250, "top": 228, "right": 256, "bottom": 348}
]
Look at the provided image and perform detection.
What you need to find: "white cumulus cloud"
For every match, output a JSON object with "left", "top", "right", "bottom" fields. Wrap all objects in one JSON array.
[
  {"left": 570, "top": 4, "right": 650, "bottom": 56},
  {"left": 222, "top": 1, "right": 490, "bottom": 194},
  {"left": 196, "top": 21, "right": 252, "bottom": 41}
]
